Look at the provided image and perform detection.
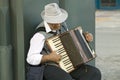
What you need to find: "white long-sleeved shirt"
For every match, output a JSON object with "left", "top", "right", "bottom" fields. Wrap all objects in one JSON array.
[{"left": 26, "top": 21, "right": 53, "bottom": 65}]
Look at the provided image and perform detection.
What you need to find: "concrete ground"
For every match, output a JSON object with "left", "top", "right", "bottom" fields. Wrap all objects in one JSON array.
[{"left": 95, "top": 10, "right": 120, "bottom": 80}]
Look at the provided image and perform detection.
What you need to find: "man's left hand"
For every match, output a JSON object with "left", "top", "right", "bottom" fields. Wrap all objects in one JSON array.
[{"left": 84, "top": 32, "right": 93, "bottom": 42}]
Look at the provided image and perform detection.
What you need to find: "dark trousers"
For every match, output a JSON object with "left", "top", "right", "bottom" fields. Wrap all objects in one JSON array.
[{"left": 43, "top": 64, "right": 101, "bottom": 80}]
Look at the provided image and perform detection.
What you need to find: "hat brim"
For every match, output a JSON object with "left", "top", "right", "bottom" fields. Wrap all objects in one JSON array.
[{"left": 41, "top": 9, "right": 68, "bottom": 23}]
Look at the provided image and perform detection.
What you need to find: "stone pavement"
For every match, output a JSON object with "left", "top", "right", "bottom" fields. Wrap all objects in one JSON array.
[{"left": 95, "top": 10, "right": 120, "bottom": 80}]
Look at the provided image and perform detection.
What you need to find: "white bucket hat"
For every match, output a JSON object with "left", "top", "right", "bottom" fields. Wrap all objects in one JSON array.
[{"left": 41, "top": 3, "right": 68, "bottom": 23}]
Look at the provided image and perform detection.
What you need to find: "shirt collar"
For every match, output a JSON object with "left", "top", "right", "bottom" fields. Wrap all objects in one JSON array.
[
  {"left": 44, "top": 21, "right": 57, "bottom": 33},
  {"left": 44, "top": 21, "right": 52, "bottom": 33}
]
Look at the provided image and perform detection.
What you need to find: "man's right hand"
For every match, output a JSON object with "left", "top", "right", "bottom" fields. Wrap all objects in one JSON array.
[
  {"left": 41, "top": 51, "right": 61, "bottom": 64},
  {"left": 48, "top": 51, "right": 61, "bottom": 63}
]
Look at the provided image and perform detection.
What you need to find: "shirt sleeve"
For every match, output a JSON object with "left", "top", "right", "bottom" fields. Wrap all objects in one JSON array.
[{"left": 26, "top": 32, "right": 45, "bottom": 65}]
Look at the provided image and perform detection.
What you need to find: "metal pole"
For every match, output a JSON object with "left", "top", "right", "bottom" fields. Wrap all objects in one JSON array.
[
  {"left": 9, "top": 0, "right": 25, "bottom": 80},
  {"left": 0, "top": 0, "right": 13, "bottom": 80}
]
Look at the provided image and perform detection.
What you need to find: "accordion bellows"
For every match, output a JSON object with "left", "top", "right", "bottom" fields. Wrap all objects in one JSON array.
[{"left": 46, "top": 26, "right": 96, "bottom": 73}]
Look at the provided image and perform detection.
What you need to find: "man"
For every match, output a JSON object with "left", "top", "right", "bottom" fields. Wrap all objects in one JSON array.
[{"left": 26, "top": 3, "right": 101, "bottom": 80}]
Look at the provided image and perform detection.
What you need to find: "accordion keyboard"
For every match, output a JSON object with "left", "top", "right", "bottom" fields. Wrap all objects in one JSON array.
[{"left": 46, "top": 35, "right": 75, "bottom": 73}]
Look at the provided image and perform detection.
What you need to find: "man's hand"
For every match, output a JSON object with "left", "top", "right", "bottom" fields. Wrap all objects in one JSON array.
[
  {"left": 48, "top": 51, "right": 61, "bottom": 63},
  {"left": 41, "top": 51, "right": 61, "bottom": 64},
  {"left": 84, "top": 32, "right": 93, "bottom": 42}
]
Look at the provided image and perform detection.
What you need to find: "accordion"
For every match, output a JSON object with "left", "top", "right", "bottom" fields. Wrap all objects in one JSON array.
[{"left": 46, "top": 26, "right": 96, "bottom": 73}]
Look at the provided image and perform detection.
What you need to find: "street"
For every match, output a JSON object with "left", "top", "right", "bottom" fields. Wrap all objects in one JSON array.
[{"left": 95, "top": 10, "right": 120, "bottom": 80}]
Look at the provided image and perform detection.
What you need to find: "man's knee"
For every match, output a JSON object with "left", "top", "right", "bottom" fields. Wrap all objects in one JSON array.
[
  {"left": 94, "top": 67, "right": 101, "bottom": 79},
  {"left": 87, "top": 65, "right": 101, "bottom": 79}
]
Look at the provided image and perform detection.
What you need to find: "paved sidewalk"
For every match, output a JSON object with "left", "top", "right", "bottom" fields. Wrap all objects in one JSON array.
[{"left": 95, "top": 10, "right": 120, "bottom": 80}]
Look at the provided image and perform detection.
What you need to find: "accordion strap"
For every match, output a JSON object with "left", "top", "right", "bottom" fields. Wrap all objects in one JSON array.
[{"left": 34, "top": 27, "right": 45, "bottom": 33}]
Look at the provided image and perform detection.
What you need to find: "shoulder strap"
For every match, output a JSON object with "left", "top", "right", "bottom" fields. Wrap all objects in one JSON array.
[
  {"left": 34, "top": 27, "right": 45, "bottom": 33},
  {"left": 34, "top": 27, "right": 54, "bottom": 39}
]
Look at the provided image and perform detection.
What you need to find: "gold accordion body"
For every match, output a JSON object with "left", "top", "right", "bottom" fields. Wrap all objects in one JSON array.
[{"left": 46, "top": 27, "right": 96, "bottom": 73}]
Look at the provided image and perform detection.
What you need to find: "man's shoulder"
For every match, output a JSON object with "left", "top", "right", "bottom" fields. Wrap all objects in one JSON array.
[
  {"left": 34, "top": 22, "right": 46, "bottom": 34},
  {"left": 35, "top": 27, "right": 46, "bottom": 33}
]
